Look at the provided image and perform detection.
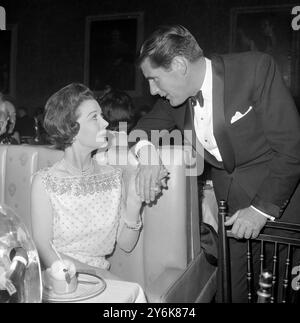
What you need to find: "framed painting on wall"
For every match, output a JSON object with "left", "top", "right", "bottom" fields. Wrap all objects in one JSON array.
[
  {"left": 0, "top": 24, "right": 17, "bottom": 98},
  {"left": 84, "top": 12, "right": 144, "bottom": 97},
  {"left": 230, "top": 5, "right": 300, "bottom": 99}
]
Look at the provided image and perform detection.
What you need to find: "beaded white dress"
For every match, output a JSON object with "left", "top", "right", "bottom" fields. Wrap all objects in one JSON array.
[{"left": 37, "top": 159, "right": 124, "bottom": 270}]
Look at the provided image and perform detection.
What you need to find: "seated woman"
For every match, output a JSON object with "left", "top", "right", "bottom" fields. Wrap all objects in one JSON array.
[
  {"left": 0, "top": 93, "right": 20, "bottom": 144},
  {"left": 31, "top": 83, "right": 146, "bottom": 301}
]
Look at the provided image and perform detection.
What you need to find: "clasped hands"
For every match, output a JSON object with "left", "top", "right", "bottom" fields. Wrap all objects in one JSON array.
[
  {"left": 225, "top": 206, "right": 268, "bottom": 239},
  {"left": 134, "top": 145, "right": 169, "bottom": 204},
  {"left": 135, "top": 163, "right": 169, "bottom": 204}
]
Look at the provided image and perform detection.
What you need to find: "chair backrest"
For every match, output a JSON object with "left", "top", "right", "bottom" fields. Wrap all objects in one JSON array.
[
  {"left": 106, "top": 145, "right": 201, "bottom": 297},
  {"left": 0, "top": 144, "right": 202, "bottom": 301},
  {"left": 0, "top": 145, "right": 63, "bottom": 233},
  {"left": 218, "top": 200, "right": 300, "bottom": 303}
]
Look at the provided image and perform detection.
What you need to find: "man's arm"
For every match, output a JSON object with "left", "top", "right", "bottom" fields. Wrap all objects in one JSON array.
[
  {"left": 135, "top": 99, "right": 177, "bottom": 135},
  {"left": 129, "top": 99, "right": 176, "bottom": 203},
  {"left": 128, "top": 98, "right": 177, "bottom": 149}
]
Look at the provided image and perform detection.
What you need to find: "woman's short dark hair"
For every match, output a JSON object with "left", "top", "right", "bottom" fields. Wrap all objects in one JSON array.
[
  {"left": 99, "top": 89, "right": 136, "bottom": 133},
  {"left": 137, "top": 25, "right": 203, "bottom": 69},
  {"left": 44, "top": 83, "right": 94, "bottom": 150}
]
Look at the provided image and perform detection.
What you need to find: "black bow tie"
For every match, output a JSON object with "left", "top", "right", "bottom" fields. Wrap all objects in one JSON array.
[{"left": 190, "top": 90, "right": 204, "bottom": 107}]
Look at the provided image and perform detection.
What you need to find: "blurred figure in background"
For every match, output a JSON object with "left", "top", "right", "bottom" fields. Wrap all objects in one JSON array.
[
  {"left": 96, "top": 89, "right": 138, "bottom": 163},
  {"left": 33, "top": 106, "right": 48, "bottom": 144},
  {"left": 0, "top": 92, "right": 17, "bottom": 135},
  {"left": 99, "top": 89, "right": 137, "bottom": 134},
  {"left": 0, "top": 93, "right": 19, "bottom": 144},
  {"left": 136, "top": 104, "right": 152, "bottom": 120},
  {"left": 14, "top": 107, "right": 35, "bottom": 143},
  {"left": 0, "top": 108, "right": 19, "bottom": 144}
]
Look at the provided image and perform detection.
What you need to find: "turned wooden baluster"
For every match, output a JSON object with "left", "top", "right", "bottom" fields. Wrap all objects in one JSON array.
[
  {"left": 246, "top": 240, "right": 253, "bottom": 303},
  {"left": 218, "top": 200, "right": 231, "bottom": 303},
  {"left": 282, "top": 244, "right": 291, "bottom": 303},
  {"left": 270, "top": 242, "right": 278, "bottom": 303},
  {"left": 257, "top": 271, "right": 273, "bottom": 303}
]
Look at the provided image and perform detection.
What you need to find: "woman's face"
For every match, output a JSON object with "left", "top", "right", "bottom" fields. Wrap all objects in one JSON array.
[{"left": 75, "top": 99, "right": 109, "bottom": 149}]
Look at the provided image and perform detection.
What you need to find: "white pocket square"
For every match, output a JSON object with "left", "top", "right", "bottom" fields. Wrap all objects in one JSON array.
[{"left": 230, "top": 106, "right": 253, "bottom": 124}]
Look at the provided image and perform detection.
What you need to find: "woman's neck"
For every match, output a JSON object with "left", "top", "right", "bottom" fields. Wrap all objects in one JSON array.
[{"left": 64, "top": 145, "right": 93, "bottom": 173}]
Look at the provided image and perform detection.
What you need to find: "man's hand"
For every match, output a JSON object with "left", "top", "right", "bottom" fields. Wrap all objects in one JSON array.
[
  {"left": 135, "top": 144, "right": 168, "bottom": 204},
  {"left": 224, "top": 206, "right": 267, "bottom": 239}
]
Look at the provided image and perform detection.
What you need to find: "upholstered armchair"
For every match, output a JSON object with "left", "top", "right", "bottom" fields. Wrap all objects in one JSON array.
[{"left": 0, "top": 144, "right": 216, "bottom": 302}]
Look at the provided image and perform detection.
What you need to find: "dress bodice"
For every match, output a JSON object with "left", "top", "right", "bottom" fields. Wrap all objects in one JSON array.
[{"left": 37, "top": 160, "right": 123, "bottom": 269}]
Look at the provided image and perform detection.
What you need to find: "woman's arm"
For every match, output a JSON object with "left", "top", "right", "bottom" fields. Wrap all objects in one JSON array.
[
  {"left": 117, "top": 169, "right": 143, "bottom": 252},
  {"left": 31, "top": 173, "right": 59, "bottom": 268}
]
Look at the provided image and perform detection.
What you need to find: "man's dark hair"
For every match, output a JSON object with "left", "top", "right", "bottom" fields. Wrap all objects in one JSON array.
[{"left": 137, "top": 25, "right": 203, "bottom": 69}]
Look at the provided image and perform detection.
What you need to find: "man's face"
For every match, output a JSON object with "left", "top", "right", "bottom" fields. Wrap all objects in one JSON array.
[{"left": 140, "top": 57, "right": 188, "bottom": 107}]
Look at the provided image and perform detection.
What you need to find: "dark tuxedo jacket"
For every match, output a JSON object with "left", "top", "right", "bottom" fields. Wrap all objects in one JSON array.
[{"left": 134, "top": 51, "right": 300, "bottom": 221}]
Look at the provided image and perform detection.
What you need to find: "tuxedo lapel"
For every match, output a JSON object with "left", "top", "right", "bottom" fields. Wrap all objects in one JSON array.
[
  {"left": 183, "top": 99, "right": 204, "bottom": 167},
  {"left": 212, "top": 56, "right": 235, "bottom": 173},
  {"left": 183, "top": 99, "right": 223, "bottom": 169}
]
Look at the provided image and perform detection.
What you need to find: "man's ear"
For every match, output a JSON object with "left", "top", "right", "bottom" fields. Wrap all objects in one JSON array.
[{"left": 171, "top": 56, "right": 188, "bottom": 75}]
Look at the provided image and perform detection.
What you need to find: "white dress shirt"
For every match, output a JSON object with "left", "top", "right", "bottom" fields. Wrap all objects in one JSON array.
[{"left": 193, "top": 58, "right": 222, "bottom": 161}]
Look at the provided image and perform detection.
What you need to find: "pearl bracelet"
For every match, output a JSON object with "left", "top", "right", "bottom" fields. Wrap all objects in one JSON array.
[{"left": 124, "top": 218, "right": 142, "bottom": 231}]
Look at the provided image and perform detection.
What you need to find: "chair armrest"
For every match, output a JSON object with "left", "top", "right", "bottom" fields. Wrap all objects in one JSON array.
[
  {"left": 146, "top": 251, "right": 217, "bottom": 303},
  {"left": 145, "top": 268, "right": 184, "bottom": 303}
]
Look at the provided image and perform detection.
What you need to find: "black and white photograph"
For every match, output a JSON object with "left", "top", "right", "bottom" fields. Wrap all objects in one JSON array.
[{"left": 0, "top": 0, "right": 299, "bottom": 309}]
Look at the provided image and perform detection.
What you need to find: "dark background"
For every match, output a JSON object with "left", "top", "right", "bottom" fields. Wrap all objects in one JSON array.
[
  {"left": 0, "top": 30, "right": 11, "bottom": 94},
  {"left": 1, "top": 0, "right": 299, "bottom": 113},
  {"left": 89, "top": 17, "right": 137, "bottom": 92}
]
